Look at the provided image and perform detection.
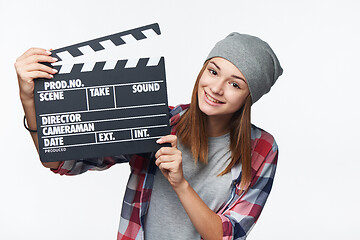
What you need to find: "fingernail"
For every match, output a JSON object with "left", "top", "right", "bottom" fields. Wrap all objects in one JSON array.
[
  {"left": 156, "top": 139, "right": 162, "bottom": 144},
  {"left": 49, "top": 74, "right": 54, "bottom": 78},
  {"left": 52, "top": 57, "right": 58, "bottom": 62},
  {"left": 52, "top": 68, "right": 58, "bottom": 73},
  {"left": 46, "top": 50, "right": 52, "bottom": 55}
]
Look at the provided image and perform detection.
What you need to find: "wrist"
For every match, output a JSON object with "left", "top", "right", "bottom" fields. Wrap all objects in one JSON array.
[
  {"left": 21, "top": 97, "right": 37, "bottom": 130},
  {"left": 20, "top": 94, "right": 35, "bottom": 107},
  {"left": 172, "top": 179, "right": 190, "bottom": 194}
]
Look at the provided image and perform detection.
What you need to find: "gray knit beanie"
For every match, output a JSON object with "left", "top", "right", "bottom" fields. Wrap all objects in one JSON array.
[{"left": 206, "top": 32, "right": 283, "bottom": 104}]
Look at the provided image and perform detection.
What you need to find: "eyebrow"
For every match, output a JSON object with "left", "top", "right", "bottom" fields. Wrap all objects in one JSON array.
[{"left": 209, "top": 61, "right": 246, "bottom": 82}]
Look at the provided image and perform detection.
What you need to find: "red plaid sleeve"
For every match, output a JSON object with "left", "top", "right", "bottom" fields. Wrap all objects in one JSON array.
[
  {"left": 50, "top": 155, "right": 130, "bottom": 176},
  {"left": 217, "top": 127, "right": 278, "bottom": 239}
]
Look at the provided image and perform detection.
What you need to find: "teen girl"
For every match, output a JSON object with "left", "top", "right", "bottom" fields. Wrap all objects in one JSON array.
[{"left": 15, "top": 32, "right": 283, "bottom": 240}]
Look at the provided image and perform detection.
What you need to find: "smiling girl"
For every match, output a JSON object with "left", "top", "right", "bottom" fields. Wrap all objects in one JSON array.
[{"left": 16, "top": 32, "right": 282, "bottom": 240}]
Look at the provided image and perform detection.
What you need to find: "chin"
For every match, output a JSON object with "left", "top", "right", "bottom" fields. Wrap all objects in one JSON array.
[{"left": 198, "top": 102, "right": 220, "bottom": 116}]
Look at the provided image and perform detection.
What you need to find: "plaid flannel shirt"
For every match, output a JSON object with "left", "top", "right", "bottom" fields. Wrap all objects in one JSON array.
[{"left": 52, "top": 104, "right": 278, "bottom": 240}]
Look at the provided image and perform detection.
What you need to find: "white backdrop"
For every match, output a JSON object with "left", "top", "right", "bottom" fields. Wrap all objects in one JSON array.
[{"left": 1, "top": 0, "right": 359, "bottom": 239}]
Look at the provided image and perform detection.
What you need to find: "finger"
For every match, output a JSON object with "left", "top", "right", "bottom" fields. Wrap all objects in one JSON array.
[
  {"left": 15, "top": 55, "right": 57, "bottom": 73},
  {"left": 156, "top": 135, "right": 177, "bottom": 148},
  {"left": 155, "top": 155, "right": 175, "bottom": 166},
  {"left": 28, "top": 71, "right": 54, "bottom": 80},
  {"left": 22, "top": 54, "right": 58, "bottom": 65},
  {"left": 17, "top": 48, "right": 51, "bottom": 61},
  {"left": 18, "top": 64, "right": 57, "bottom": 82},
  {"left": 19, "top": 71, "right": 54, "bottom": 83},
  {"left": 158, "top": 162, "right": 174, "bottom": 172},
  {"left": 23, "top": 62, "right": 58, "bottom": 75},
  {"left": 155, "top": 147, "right": 175, "bottom": 158}
]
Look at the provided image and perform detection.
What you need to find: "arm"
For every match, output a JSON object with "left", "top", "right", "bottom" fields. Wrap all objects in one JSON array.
[
  {"left": 155, "top": 135, "right": 223, "bottom": 240},
  {"left": 15, "top": 48, "right": 60, "bottom": 169},
  {"left": 156, "top": 133, "right": 278, "bottom": 239},
  {"left": 173, "top": 180, "right": 223, "bottom": 240},
  {"left": 51, "top": 155, "right": 130, "bottom": 175}
]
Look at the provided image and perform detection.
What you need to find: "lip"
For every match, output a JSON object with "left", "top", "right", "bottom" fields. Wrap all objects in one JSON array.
[{"left": 203, "top": 90, "right": 224, "bottom": 106}]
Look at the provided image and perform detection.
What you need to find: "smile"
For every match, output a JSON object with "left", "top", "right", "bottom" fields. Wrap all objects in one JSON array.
[{"left": 205, "top": 91, "right": 224, "bottom": 104}]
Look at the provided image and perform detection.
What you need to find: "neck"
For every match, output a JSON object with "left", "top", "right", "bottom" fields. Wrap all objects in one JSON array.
[{"left": 206, "top": 114, "right": 232, "bottom": 137}]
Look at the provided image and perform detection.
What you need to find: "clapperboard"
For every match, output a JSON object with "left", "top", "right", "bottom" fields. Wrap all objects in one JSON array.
[{"left": 34, "top": 23, "right": 170, "bottom": 163}]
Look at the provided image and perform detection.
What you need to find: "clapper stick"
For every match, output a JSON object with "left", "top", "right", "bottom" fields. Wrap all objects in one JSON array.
[{"left": 34, "top": 23, "right": 171, "bottom": 163}]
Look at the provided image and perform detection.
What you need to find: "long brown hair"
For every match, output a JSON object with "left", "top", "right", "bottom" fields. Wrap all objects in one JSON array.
[{"left": 176, "top": 60, "right": 252, "bottom": 190}]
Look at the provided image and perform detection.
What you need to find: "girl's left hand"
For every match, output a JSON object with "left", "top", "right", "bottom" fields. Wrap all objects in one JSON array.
[{"left": 155, "top": 135, "right": 185, "bottom": 189}]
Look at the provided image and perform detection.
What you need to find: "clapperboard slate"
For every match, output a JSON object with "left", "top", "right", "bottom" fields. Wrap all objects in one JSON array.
[{"left": 34, "top": 23, "right": 170, "bottom": 163}]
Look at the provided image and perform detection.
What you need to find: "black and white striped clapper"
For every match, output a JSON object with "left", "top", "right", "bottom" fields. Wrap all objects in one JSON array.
[{"left": 34, "top": 23, "right": 170, "bottom": 163}]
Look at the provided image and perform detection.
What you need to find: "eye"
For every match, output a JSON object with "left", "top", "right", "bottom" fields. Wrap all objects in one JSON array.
[
  {"left": 209, "top": 69, "right": 217, "bottom": 76},
  {"left": 230, "top": 82, "right": 240, "bottom": 89}
]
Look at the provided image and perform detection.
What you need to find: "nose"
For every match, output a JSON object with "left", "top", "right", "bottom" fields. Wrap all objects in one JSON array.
[{"left": 210, "top": 80, "right": 224, "bottom": 95}]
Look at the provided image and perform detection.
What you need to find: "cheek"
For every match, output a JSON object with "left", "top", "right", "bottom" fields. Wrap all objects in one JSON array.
[
  {"left": 197, "top": 77, "right": 206, "bottom": 101},
  {"left": 197, "top": 81, "right": 203, "bottom": 96},
  {"left": 197, "top": 77, "right": 207, "bottom": 93},
  {"left": 228, "top": 91, "right": 248, "bottom": 108},
  {"left": 198, "top": 74, "right": 212, "bottom": 86},
  {"left": 198, "top": 77, "right": 205, "bottom": 88}
]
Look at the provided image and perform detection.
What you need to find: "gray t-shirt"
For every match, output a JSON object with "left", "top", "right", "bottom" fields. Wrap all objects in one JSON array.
[{"left": 144, "top": 133, "right": 233, "bottom": 239}]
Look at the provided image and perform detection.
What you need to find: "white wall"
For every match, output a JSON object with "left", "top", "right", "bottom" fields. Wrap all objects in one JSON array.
[{"left": 1, "top": 0, "right": 359, "bottom": 239}]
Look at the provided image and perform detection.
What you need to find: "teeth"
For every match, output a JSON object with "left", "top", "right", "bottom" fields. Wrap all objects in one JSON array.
[{"left": 206, "top": 93, "right": 220, "bottom": 103}]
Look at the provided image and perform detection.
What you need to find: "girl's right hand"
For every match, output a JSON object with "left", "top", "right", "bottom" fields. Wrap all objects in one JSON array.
[
  {"left": 14, "top": 48, "right": 58, "bottom": 103},
  {"left": 15, "top": 48, "right": 63, "bottom": 169}
]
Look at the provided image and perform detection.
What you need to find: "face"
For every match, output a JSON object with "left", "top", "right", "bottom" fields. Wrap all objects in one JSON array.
[{"left": 197, "top": 57, "right": 250, "bottom": 119}]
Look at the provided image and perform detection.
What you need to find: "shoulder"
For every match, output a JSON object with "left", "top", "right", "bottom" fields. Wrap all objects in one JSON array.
[
  {"left": 249, "top": 124, "right": 278, "bottom": 177},
  {"left": 250, "top": 123, "right": 278, "bottom": 153}
]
